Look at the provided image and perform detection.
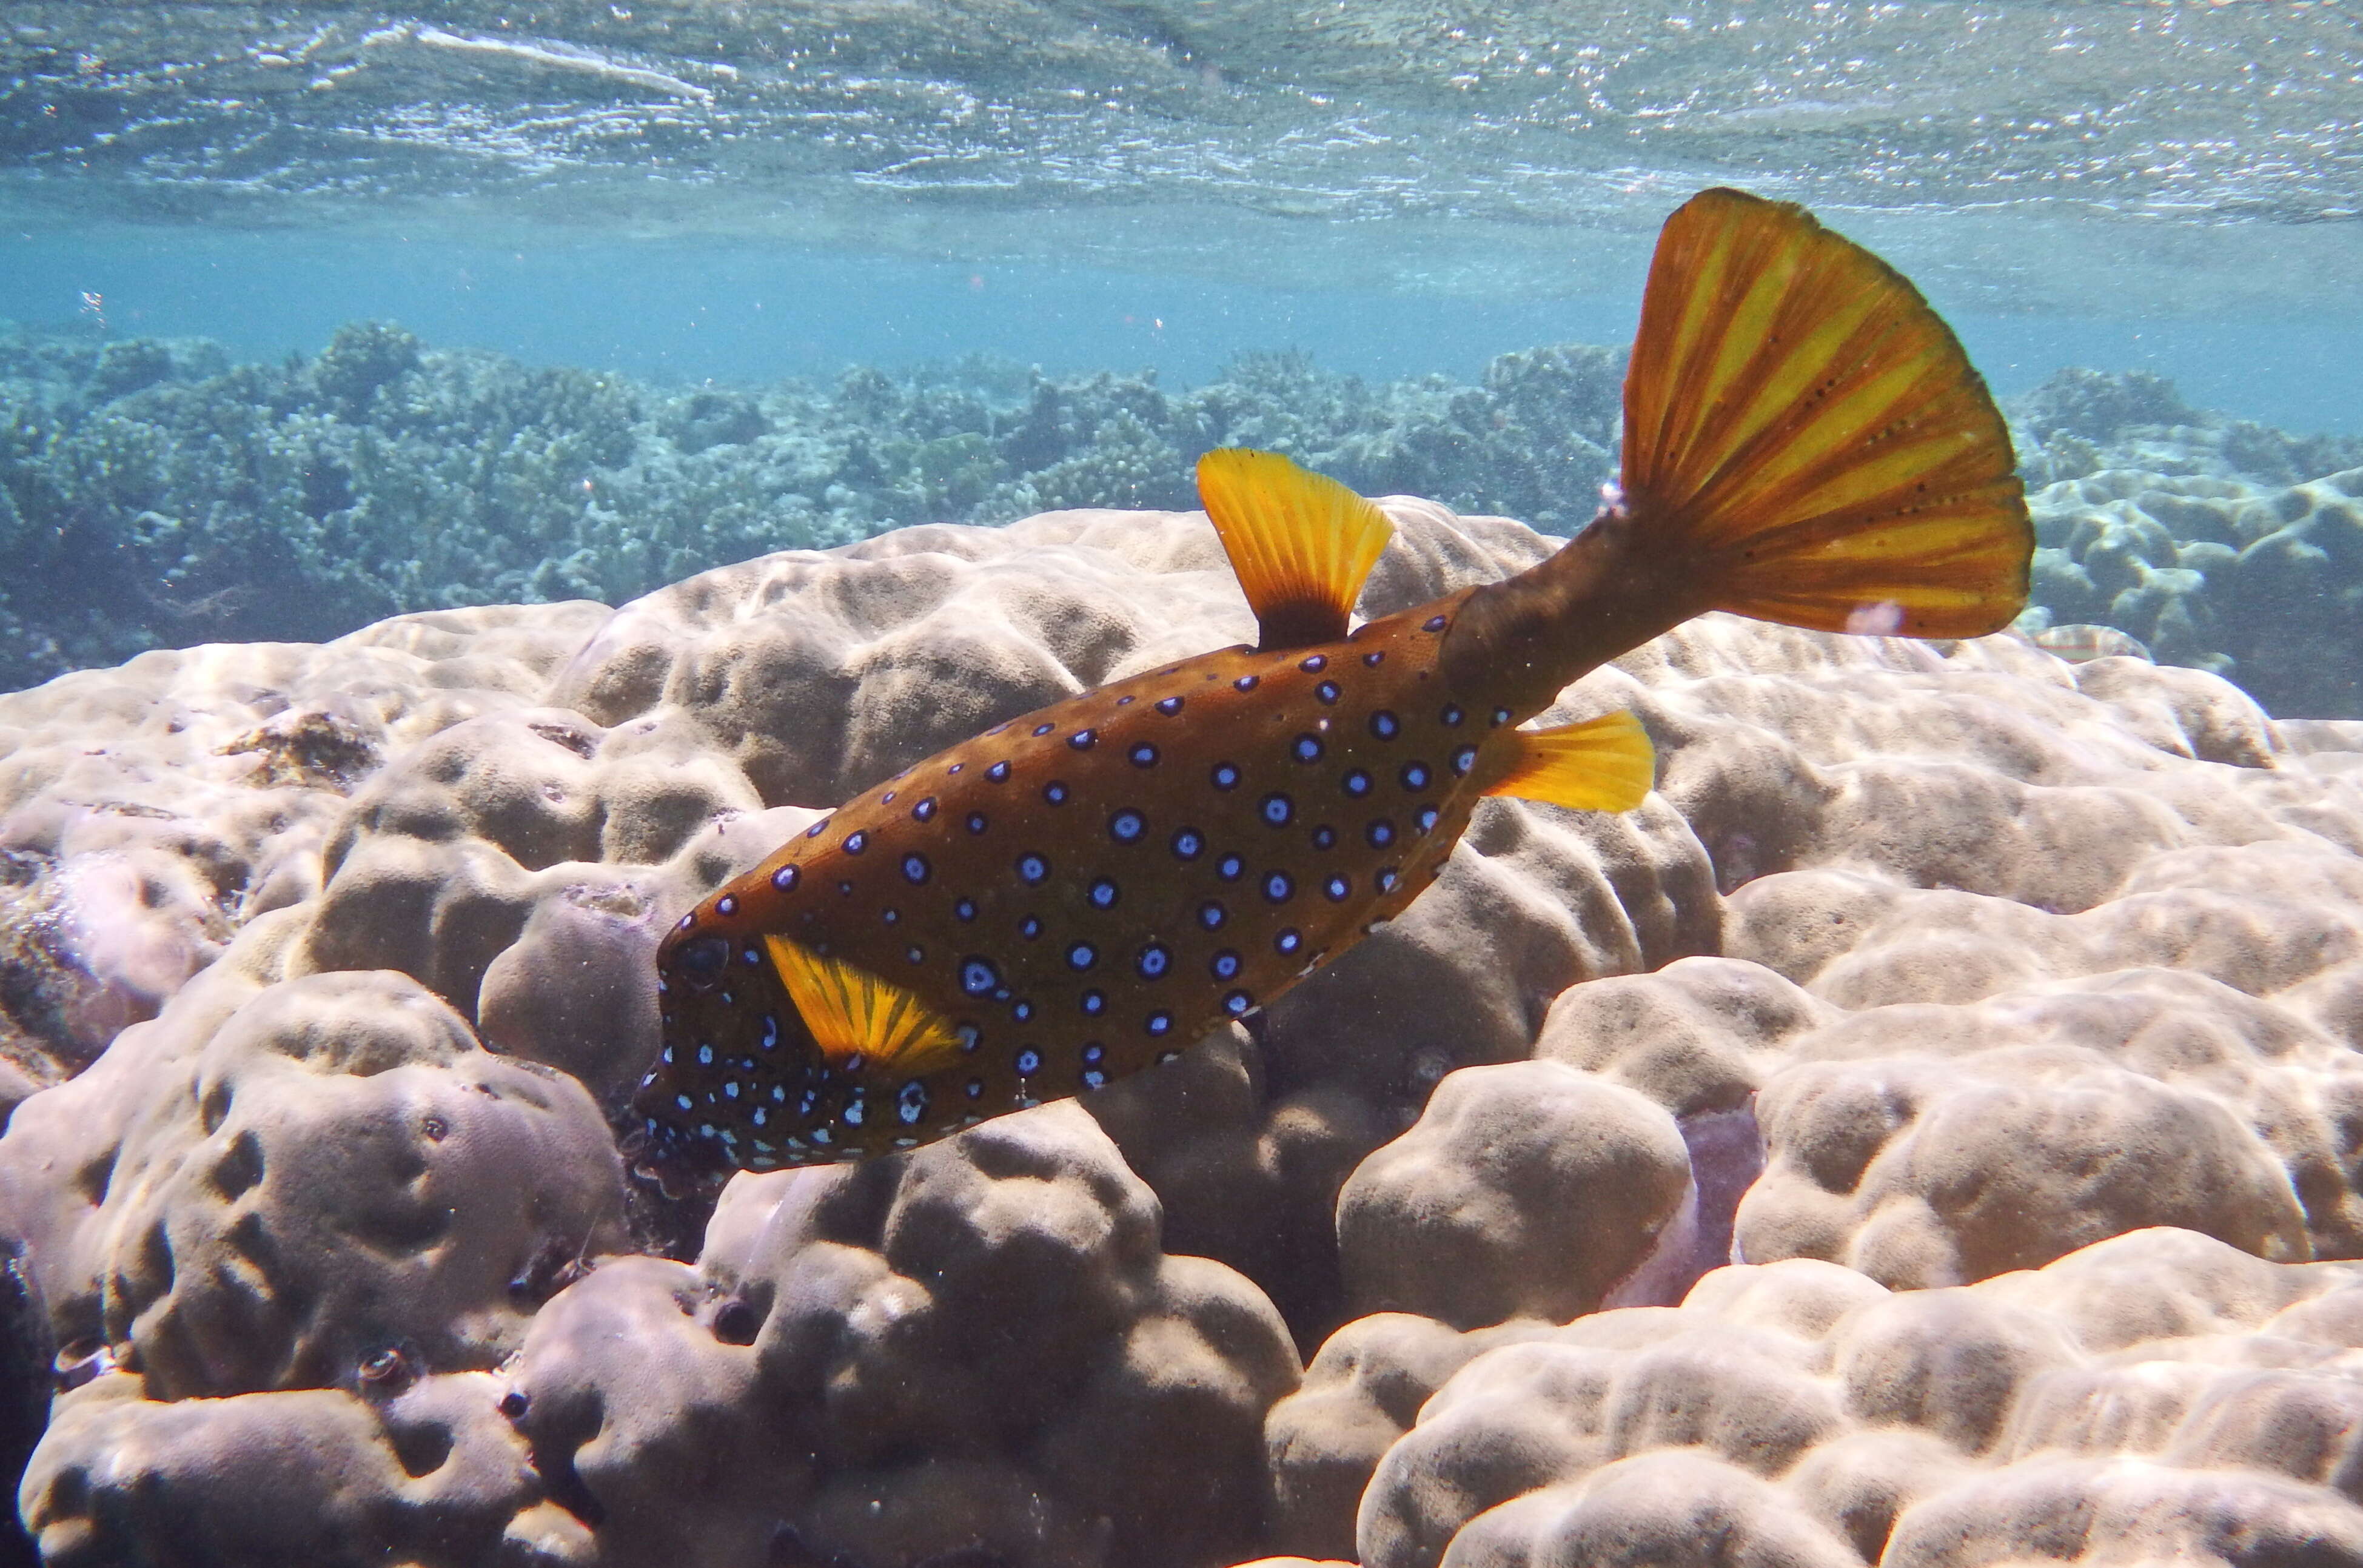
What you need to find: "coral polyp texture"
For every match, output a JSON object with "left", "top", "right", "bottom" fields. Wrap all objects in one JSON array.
[{"left": 3, "top": 495, "right": 2363, "bottom": 1566}]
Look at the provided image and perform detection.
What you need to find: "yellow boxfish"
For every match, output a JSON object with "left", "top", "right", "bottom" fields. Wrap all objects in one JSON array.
[{"left": 628, "top": 187, "right": 2033, "bottom": 1193}]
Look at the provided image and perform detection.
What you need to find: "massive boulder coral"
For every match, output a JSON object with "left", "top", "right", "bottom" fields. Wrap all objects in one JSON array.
[
  {"left": 1, "top": 489, "right": 2362, "bottom": 1565},
  {"left": 2005, "top": 367, "right": 2363, "bottom": 717},
  {"left": 1330, "top": 1230, "right": 2363, "bottom": 1568}
]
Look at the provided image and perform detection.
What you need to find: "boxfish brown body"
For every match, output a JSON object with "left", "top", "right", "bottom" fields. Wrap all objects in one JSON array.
[
  {"left": 629, "top": 187, "right": 2035, "bottom": 1191},
  {"left": 642, "top": 587, "right": 1531, "bottom": 1178}
]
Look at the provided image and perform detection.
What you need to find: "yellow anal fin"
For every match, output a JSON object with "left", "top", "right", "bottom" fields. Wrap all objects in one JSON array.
[
  {"left": 763, "top": 934, "right": 968, "bottom": 1077},
  {"left": 1483, "top": 711, "right": 1655, "bottom": 813},
  {"left": 1621, "top": 187, "right": 2032, "bottom": 638},
  {"left": 1196, "top": 447, "right": 1395, "bottom": 651}
]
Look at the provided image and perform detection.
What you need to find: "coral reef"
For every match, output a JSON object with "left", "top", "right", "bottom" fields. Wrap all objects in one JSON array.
[
  {"left": 1313, "top": 1230, "right": 2363, "bottom": 1568},
  {"left": 0, "top": 323, "right": 1622, "bottom": 697},
  {"left": 2, "top": 495, "right": 2363, "bottom": 1564},
  {"left": 10, "top": 318, "right": 2361, "bottom": 717},
  {"left": 2006, "top": 369, "right": 2363, "bottom": 715}
]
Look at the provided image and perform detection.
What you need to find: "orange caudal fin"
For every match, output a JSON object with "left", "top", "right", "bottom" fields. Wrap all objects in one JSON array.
[{"left": 1621, "top": 187, "right": 2032, "bottom": 638}]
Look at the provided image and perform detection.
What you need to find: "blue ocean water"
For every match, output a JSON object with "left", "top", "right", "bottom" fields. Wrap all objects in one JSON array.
[
  {"left": 2, "top": 0, "right": 2361, "bottom": 705},
  {"left": 5, "top": 222, "right": 2359, "bottom": 434}
]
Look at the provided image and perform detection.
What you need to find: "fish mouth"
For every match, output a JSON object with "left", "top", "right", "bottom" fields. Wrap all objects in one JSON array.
[{"left": 620, "top": 1111, "right": 733, "bottom": 1200}]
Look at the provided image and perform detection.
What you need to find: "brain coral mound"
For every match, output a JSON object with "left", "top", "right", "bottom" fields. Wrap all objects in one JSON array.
[
  {"left": 1, "top": 496, "right": 2362, "bottom": 1566},
  {"left": 1321, "top": 1230, "right": 2363, "bottom": 1568},
  {"left": 2003, "top": 367, "right": 2363, "bottom": 719}
]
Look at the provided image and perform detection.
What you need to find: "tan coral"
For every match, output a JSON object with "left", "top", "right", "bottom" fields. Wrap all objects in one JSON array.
[
  {"left": 1, "top": 497, "right": 2362, "bottom": 1566},
  {"left": 1339, "top": 1231, "right": 2363, "bottom": 1568}
]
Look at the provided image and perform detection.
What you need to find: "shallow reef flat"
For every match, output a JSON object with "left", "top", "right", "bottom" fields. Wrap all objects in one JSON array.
[
  {"left": 7, "top": 321, "right": 2361, "bottom": 720},
  {"left": 4, "top": 495, "right": 2363, "bottom": 1566}
]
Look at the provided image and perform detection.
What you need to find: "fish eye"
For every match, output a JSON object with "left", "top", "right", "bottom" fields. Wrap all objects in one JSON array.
[{"left": 675, "top": 936, "right": 729, "bottom": 985}]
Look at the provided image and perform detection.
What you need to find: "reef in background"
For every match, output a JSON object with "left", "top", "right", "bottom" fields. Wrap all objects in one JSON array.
[{"left": 4, "top": 321, "right": 2359, "bottom": 712}]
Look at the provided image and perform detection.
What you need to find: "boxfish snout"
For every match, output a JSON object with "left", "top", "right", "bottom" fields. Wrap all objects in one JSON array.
[{"left": 622, "top": 1099, "right": 738, "bottom": 1198}]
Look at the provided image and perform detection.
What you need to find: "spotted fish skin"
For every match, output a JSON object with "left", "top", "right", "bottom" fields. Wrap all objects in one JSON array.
[
  {"left": 639, "top": 588, "right": 1512, "bottom": 1180},
  {"left": 631, "top": 186, "right": 2037, "bottom": 1191}
]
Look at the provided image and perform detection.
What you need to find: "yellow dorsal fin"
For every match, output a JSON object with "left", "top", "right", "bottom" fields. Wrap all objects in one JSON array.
[
  {"left": 762, "top": 934, "right": 968, "bottom": 1077},
  {"left": 1621, "top": 187, "right": 2031, "bottom": 637},
  {"left": 1482, "top": 711, "right": 1655, "bottom": 812},
  {"left": 1195, "top": 447, "right": 1394, "bottom": 651}
]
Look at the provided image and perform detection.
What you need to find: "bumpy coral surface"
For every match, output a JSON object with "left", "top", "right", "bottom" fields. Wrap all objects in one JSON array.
[
  {"left": 2, "top": 494, "right": 2362, "bottom": 1566},
  {"left": 1319, "top": 1230, "right": 2363, "bottom": 1568}
]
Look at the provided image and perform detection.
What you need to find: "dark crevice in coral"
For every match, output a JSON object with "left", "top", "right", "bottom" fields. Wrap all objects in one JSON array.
[
  {"left": 526, "top": 1432, "right": 608, "bottom": 1530},
  {"left": 0, "top": 1248, "right": 48, "bottom": 1568}
]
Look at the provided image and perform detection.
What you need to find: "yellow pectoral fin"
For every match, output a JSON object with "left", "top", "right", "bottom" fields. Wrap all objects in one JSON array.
[
  {"left": 1483, "top": 711, "right": 1655, "bottom": 813},
  {"left": 1195, "top": 447, "right": 1395, "bottom": 651},
  {"left": 762, "top": 934, "right": 970, "bottom": 1077}
]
